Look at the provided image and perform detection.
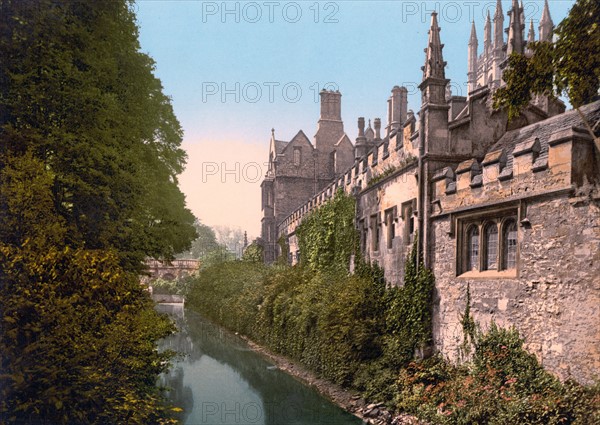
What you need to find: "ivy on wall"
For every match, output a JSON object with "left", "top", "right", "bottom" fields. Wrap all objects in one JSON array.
[{"left": 295, "top": 189, "right": 358, "bottom": 272}]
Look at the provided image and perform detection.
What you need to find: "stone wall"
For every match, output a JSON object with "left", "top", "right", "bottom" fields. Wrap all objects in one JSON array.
[{"left": 431, "top": 194, "right": 600, "bottom": 384}]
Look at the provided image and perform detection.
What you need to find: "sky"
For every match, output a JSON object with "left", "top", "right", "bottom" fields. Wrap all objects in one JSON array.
[{"left": 135, "top": 0, "right": 575, "bottom": 239}]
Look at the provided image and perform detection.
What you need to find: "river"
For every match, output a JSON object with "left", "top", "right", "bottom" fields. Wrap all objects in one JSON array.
[{"left": 157, "top": 305, "right": 363, "bottom": 425}]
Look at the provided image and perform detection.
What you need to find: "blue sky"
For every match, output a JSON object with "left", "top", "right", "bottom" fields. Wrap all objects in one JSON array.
[{"left": 135, "top": 1, "right": 575, "bottom": 237}]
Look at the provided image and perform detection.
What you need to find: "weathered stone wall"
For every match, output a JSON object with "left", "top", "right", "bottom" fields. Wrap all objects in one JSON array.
[
  {"left": 431, "top": 195, "right": 600, "bottom": 384},
  {"left": 357, "top": 165, "right": 418, "bottom": 285}
]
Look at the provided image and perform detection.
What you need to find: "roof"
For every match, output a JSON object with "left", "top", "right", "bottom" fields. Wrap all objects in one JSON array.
[
  {"left": 487, "top": 100, "right": 600, "bottom": 177},
  {"left": 274, "top": 140, "right": 289, "bottom": 154},
  {"left": 491, "top": 100, "right": 600, "bottom": 155}
]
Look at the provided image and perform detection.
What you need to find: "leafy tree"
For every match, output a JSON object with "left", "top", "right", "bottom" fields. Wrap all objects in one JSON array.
[
  {"left": 494, "top": 0, "right": 600, "bottom": 148},
  {"left": 0, "top": 0, "right": 196, "bottom": 271},
  {"left": 0, "top": 0, "right": 197, "bottom": 422},
  {"left": 177, "top": 219, "right": 222, "bottom": 260},
  {"left": 213, "top": 225, "right": 246, "bottom": 258},
  {"left": 0, "top": 154, "right": 177, "bottom": 424},
  {"left": 242, "top": 242, "right": 264, "bottom": 263}
]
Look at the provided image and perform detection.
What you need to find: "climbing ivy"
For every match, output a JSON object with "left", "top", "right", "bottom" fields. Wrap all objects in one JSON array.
[
  {"left": 295, "top": 190, "right": 358, "bottom": 272},
  {"left": 383, "top": 236, "right": 435, "bottom": 367}
]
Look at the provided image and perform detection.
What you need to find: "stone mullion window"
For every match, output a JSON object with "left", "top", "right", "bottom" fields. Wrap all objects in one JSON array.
[
  {"left": 483, "top": 222, "right": 499, "bottom": 271},
  {"left": 458, "top": 211, "right": 518, "bottom": 276},
  {"left": 467, "top": 225, "right": 480, "bottom": 271},
  {"left": 501, "top": 219, "right": 518, "bottom": 270}
]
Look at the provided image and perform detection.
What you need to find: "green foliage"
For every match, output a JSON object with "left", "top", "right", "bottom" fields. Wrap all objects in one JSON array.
[
  {"left": 367, "top": 156, "right": 417, "bottom": 188},
  {"left": 383, "top": 238, "right": 435, "bottom": 369},
  {"left": 368, "top": 165, "right": 399, "bottom": 187},
  {"left": 177, "top": 220, "right": 222, "bottom": 260},
  {"left": 460, "top": 283, "right": 479, "bottom": 358},
  {"left": 552, "top": 0, "right": 600, "bottom": 108},
  {"left": 296, "top": 190, "right": 358, "bottom": 272},
  {"left": 395, "top": 324, "right": 600, "bottom": 425},
  {"left": 0, "top": 148, "right": 178, "bottom": 424},
  {"left": 0, "top": 1, "right": 196, "bottom": 422},
  {"left": 277, "top": 234, "right": 290, "bottom": 265},
  {"left": 0, "top": 0, "right": 196, "bottom": 271},
  {"left": 494, "top": 0, "right": 600, "bottom": 119},
  {"left": 151, "top": 276, "right": 195, "bottom": 296},
  {"left": 242, "top": 242, "right": 264, "bottom": 263},
  {"left": 189, "top": 236, "right": 599, "bottom": 424}
]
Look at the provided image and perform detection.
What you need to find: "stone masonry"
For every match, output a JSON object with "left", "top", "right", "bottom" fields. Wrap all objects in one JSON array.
[{"left": 259, "top": 0, "right": 600, "bottom": 383}]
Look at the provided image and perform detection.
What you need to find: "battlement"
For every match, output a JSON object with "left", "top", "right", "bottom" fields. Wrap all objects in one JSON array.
[
  {"left": 280, "top": 112, "right": 419, "bottom": 237},
  {"left": 431, "top": 125, "right": 597, "bottom": 216}
]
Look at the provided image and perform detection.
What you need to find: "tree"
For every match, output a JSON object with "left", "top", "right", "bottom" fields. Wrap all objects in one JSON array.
[
  {"left": 0, "top": 0, "right": 196, "bottom": 271},
  {"left": 0, "top": 1, "right": 196, "bottom": 422},
  {"left": 0, "top": 154, "right": 177, "bottom": 424},
  {"left": 213, "top": 225, "right": 246, "bottom": 258},
  {"left": 494, "top": 0, "right": 600, "bottom": 148},
  {"left": 177, "top": 219, "right": 222, "bottom": 260}
]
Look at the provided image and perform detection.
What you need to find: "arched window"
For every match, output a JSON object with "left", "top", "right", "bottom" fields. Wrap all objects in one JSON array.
[
  {"left": 467, "top": 225, "right": 479, "bottom": 271},
  {"left": 484, "top": 223, "right": 498, "bottom": 270},
  {"left": 502, "top": 220, "right": 518, "bottom": 270}
]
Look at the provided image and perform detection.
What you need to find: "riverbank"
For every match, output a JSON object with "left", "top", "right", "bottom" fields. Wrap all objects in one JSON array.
[{"left": 239, "top": 335, "right": 423, "bottom": 425}]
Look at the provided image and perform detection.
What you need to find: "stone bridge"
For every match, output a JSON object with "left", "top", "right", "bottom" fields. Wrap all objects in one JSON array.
[{"left": 144, "top": 259, "right": 200, "bottom": 281}]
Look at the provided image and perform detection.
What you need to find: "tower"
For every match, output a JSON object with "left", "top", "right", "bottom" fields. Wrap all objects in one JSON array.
[
  {"left": 539, "top": 0, "right": 554, "bottom": 42},
  {"left": 492, "top": 0, "right": 505, "bottom": 88},
  {"left": 507, "top": 0, "right": 525, "bottom": 55},
  {"left": 468, "top": 21, "right": 479, "bottom": 94}
]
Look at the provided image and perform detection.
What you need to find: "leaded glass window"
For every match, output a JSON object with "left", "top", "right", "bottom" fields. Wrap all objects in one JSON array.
[{"left": 485, "top": 223, "right": 498, "bottom": 270}]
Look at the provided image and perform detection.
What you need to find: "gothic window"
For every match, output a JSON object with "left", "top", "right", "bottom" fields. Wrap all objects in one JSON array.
[
  {"left": 502, "top": 220, "right": 518, "bottom": 270},
  {"left": 385, "top": 208, "right": 396, "bottom": 249},
  {"left": 293, "top": 147, "right": 301, "bottom": 167},
  {"left": 483, "top": 223, "right": 499, "bottom": 270},
  {"left": 371, "top": 214, "right": 380, "bottom": 252},
  {"left": 467, "top": 225, "right": 480, "bottom": 271},
  {"left": 401, "top": 200, "right": 415, "bottom": 245},
  {"left": 359, "top": 219, "right": 367, "bottom": 254},
  {"left": 459, "top": 212, "right": 518, "bottom": 276}
]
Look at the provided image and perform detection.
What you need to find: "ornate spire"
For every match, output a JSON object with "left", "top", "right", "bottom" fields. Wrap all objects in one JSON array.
[
  {"left": 539, "top": 0, "right": 554, "bottom": 42},
  {"left": 526, "top": 19, "right": 535, "bottom": 56},
  {"left": 469, "top": 20, "right": 478, "bottom": 45},
  {"left": 507, "top": 0, "right": 524, "bottom": 55},
  {"left": 494, "top": 0, "right": 503, "bottom": 19},
  {"left": 493, "top": 0, "right": 504, "bottom": 50},
  {"left": 422, "top": 12, "right": 446, "bottom": 81},
  {"left": 520, "top": 0, "right": 525, "bottom": 27},
  {"left": 468, "top": 21, "right": 479, "bottom": 93},
  {"left": 484, "top": 11, "right": 492, "bottom": 53}
]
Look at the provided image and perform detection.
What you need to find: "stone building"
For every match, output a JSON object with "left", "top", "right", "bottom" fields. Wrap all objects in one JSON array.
[
  {"left": 260, "top": 90, "right": 355, "bottom": 262},
  {"left": 259, "top": 0, "right": 600, "bottom": 383}
]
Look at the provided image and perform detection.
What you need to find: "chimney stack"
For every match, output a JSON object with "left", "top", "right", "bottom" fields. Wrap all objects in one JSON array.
[
  {"left": 319, "top": 90, "right": 342, "bottom": 122},
  {"left": 388, "top": 86, "right": 408, "bottom": 134},
  {"left": 374, "top": 118, "right": 381, "bottom": 140}
]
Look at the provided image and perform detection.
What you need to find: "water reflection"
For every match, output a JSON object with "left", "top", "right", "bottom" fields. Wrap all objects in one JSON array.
[{"left": 157, "top": 306, "right": 362, "bottom": 425}]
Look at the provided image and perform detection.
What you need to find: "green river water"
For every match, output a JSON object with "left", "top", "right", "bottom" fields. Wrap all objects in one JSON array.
[{"left": 157, "top": 305, "right": 363, "bottom": 425}]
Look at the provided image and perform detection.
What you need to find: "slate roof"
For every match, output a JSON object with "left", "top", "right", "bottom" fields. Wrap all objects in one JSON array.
[
  {"left": 274, "top": 140, "right": 289, "bottom": 154},
  {"left": 491, "top": 100, "right": 600, "bottom": 156},
  {"left": 489, "top": 100, "right": 600, "bottom": 176}
]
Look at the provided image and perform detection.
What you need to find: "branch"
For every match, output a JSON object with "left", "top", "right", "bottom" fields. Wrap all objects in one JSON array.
[{"left": 575, "top": 107, "right": 600, "bottom": 153}]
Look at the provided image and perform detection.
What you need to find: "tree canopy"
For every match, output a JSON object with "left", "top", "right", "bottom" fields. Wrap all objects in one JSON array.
[
  {"left": 0, "top": 0, "right": 196, "bottom": 270},
  {"left": 494, "top": 0, "right": 600, "bottom": 120},
  {"left": 0, "top": 0, "right": 197, "bottom": 422}
]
